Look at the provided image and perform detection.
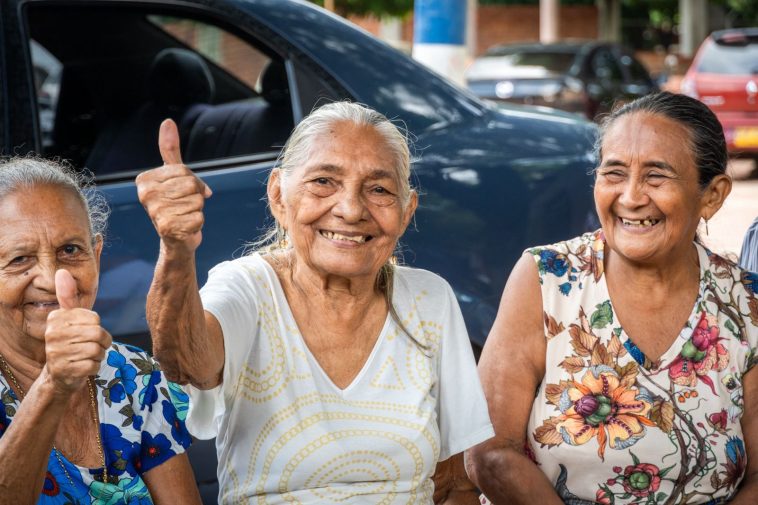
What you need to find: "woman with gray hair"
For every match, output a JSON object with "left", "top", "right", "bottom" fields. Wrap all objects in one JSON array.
[
  {"left": 136, "top": 101, "right": 493, "bottom": 504},
  {"left": 0, "top": 158, "right": 200, "bottom": 503}
]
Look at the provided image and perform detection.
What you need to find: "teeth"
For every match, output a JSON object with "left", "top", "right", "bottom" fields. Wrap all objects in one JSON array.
[
  {"left": 621, "top": 218, "right": 660, "bottom": 227},
  {"left": 321, "top": 231, "right": 367, "bottom": 243},
  {"left": 33, "top": 302, "right": 58, "bottom": 308}
]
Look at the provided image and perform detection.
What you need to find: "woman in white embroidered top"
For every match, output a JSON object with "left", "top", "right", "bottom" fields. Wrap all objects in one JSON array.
[{"left": 136, "top": 102, "right": 494, "bottom": 504}]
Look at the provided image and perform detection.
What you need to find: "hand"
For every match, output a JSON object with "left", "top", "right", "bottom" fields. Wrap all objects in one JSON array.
[
  {"left": 136, "top": 119, "right": 212, "bottom": 253},
  {"left": 44, "top": 270, "right": 112, "bottom": 395}
]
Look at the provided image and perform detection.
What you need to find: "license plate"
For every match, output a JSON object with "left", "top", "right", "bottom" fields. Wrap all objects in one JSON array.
[{"left": 734, "top": 126, "right": 758, "bottom": 148}]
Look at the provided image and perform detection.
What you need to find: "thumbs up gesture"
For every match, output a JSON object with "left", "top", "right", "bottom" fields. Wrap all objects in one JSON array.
[
  {"left": 136, "top": 119, "right": 212, "bottom": 253},
  {"left": 44, "top": 270, "right": 112, "bottom": 395}
]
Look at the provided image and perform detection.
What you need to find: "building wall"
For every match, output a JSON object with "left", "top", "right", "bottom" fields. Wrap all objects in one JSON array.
[{"left": 349, "top": 4, "right": 599, "bottom": 56}]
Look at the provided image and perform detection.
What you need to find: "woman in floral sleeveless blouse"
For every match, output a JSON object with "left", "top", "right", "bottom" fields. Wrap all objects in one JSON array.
[{"left": 468, "top": 92, "right": 758, "bottom": 504}]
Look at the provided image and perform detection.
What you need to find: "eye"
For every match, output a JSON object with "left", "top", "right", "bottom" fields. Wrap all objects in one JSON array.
[
  {"left": 10, "top": 256, "right": 28, "bottom": 265},
  {"left": 315, "top": 177, "right": 330, "bottom": 185},
  {"left": 60, "top": 244, "right": 82, "bottom": 256}
]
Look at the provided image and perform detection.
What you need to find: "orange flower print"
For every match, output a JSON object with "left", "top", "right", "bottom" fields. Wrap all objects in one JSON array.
[
  {"left": 666, "top": 312, "right": 729, "bottom": 394},
  {"left": 537, "top": 365, "right": 655, "bottom": 461}
]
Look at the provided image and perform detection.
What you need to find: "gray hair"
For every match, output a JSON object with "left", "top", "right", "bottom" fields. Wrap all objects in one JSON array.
[{"left": 0, "top": 157, "right": 110, "bottom": 242}]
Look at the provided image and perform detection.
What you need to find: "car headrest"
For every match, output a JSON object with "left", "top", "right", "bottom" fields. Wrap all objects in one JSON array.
[
  {"left": 148, "top": 48, "right": 215, "bottom": 107},
  {"left": 259, "top": 60, "right": 289, "bottom": 105}
]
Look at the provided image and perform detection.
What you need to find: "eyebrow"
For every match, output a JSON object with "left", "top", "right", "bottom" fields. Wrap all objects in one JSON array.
[
  {"left": 600, "top": 158, "right": 676, "bottom": 173},
  {"left": 307, "top": 164, "right": 398, "bottom": 181}
]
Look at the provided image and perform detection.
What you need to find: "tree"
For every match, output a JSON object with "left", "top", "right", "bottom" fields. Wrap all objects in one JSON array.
[{"left": 310, "top": 0, "right": 413, "bottom": 18}]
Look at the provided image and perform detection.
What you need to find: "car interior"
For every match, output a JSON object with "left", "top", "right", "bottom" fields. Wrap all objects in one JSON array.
[{"left": 27, "top": 5, "right": 296, "bottom": 178}]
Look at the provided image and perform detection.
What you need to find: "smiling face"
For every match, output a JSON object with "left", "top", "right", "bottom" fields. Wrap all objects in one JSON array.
[
  {"left": 0, "top": 184, "right": 102, "bottom": 343},
  {"left": 594, "top": 112, "right": 726, "bottom": 266},
  {"left": 269, "top": 120, "right": 417, "bottom": 282}
]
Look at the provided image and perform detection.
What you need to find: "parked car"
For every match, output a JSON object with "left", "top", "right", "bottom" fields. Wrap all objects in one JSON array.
[
  {"left": 1, "top": 0, "right": 597, "bottom": 501},
  {"left": 465, "top": 41, "right": 658, "bottom": 120},
  {"left": 681, "top": 28, "right": 758, "bottom": 157}
]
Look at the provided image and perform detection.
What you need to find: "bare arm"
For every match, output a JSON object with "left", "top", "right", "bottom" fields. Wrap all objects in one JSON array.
[
  {"left": 465, "top": 254, "right": 563, "bottom": 505},
  {"left": 137, "top": 119, "right": 222, "bottom": 389},
  {"left": 432, "top": 453, "right": 479, "bottom": 505},
  {"left": 143, "top": 452, "right": 202, "bottom": 505},
  {"left": 725, "top": 365, "right": 758, "bottom": 504},
  {"left": 0, "top": 271, "right": 111, "bottom": 503}
]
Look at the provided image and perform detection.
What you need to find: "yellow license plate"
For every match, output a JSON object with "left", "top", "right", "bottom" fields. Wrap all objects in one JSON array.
[{"left": 734, "top": 127, "right": 758, "bottom": 148}]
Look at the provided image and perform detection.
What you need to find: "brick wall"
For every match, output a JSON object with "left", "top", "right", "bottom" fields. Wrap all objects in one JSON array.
[{"left": 350, "top": 4, "right": 599, "bottom": 56}]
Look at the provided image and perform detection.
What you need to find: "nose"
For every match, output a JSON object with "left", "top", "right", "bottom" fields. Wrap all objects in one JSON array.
[
  {"left": 31, "top": 256, "right": 57, "bottom": 293},
  {"left": 331, "top": 188, "right": 368, "bottom": 223},
  {"left": 618, "top": 178, "right": 650, "bottom": 208}
]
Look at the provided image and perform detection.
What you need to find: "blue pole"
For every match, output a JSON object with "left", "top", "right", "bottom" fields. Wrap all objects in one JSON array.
[{"left": 413, "top": 0, "right": 467, "bottom": 85}]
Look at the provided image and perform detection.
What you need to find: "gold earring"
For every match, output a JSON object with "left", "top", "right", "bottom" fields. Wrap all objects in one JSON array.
[{"left": 704, "top": 218, "right": 709, "bottom": 236}]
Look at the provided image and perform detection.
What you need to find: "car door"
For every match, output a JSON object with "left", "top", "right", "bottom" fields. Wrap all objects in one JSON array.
[{"left": 585, "top": 45, "right": 625, "bottom": 119}]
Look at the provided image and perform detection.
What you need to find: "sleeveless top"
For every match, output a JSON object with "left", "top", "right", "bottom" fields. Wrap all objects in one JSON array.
[{"left": 524, "top": 231, "right": 758, "bottom": 505}]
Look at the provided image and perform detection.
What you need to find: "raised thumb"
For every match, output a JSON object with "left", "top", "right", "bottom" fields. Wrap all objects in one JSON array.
[
  {"left": 158, "top": 118, "right": 184, "bottom": 166},
  {"left": 55, "top": 269, "right": 80, "bottom": 309}
]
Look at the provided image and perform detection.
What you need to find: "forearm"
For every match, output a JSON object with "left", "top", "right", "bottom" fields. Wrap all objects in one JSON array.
[
  {"left": 467, "top": 446, "right": 563, "bottom": 505},
  {"left": 147, "top": 242, "right": 221, "bottom": 387},
  {"left": 0, "top": 372, "right": 71, "bottom": 504}
]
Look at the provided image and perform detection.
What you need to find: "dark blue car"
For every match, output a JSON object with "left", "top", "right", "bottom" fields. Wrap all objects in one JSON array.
[{"left": 2, "top": 0, "right": 597, "bottom": 499}]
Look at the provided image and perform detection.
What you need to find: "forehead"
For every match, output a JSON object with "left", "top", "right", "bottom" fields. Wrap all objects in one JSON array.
[
  {"left": 601, "top": 112, "right": 694, "bottom": 162},
  {"left": 299, "top": 121, "right": 400, "bottom": 176},
  {"left": 0, "top": 184, "right": 90, "bottom": 236}
]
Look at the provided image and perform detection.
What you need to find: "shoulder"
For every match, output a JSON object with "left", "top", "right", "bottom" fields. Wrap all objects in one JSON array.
[
  {"left": 393, "top": 265, "right": 455, "bottom": 301},
  {"left": 207, "top": 253, "right": 270, "bottom": 279},
  {"left": 526, "top": 230, "right": 604, "bottom": 297}
]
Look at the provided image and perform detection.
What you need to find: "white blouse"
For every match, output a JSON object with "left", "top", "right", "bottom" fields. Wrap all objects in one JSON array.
[{"left": 185, "top": 254, "right": 493, "bottom": 504}]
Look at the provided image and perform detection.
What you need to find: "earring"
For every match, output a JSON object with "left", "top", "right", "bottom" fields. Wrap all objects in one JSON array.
[{"left": 704, "top": 218, "right": 709, "bottom": 236}]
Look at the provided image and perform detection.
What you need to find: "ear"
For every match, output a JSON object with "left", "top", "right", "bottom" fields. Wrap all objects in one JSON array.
[
  {"left": 267, "top": 168, "right": 286, "bottom": 223},
  {"left": 700, "top": 174, "right": 732, "bottom": 221},
  {"left": 401, "top": 190, "right": 418, "bottom": 231},
  {"left": 93, "top": 234, "right": 104, "bottom": 272}
]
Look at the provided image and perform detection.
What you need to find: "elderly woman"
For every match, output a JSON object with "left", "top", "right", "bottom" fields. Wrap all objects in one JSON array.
[
  {"left": 0, "top": 159, "right": 200, "bottom": 503},
  {"left": 136, "top": 101, "right": 493, "bottom": 503},
  {"left": 468, "top": 92, "right": 758, "bottom": 504}
]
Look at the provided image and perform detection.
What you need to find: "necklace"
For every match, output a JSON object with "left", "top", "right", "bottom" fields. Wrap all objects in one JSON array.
[{"left": 0, "top": 352, "right": 109, "bottom": 486}]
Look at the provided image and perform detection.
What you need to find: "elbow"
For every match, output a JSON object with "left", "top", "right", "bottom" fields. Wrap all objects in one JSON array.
[{"left": 466, "top": 442, "right": 526, "bottom": 493}]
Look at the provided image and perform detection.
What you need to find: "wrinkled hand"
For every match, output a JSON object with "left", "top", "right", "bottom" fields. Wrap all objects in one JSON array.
[
  {"left": 136, "top": 119, "right": 212, "bottom": 253},
  {"left": 44, "top": 270, "right": 112, "bottom": 395}
]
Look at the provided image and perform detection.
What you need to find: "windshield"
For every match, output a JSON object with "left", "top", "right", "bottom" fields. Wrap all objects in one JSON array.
[{"left": 697, "top": 40, "right": 758, "bottom": 75}]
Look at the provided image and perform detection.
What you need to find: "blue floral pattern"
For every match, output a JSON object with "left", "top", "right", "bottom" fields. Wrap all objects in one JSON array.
[{"left": 0, "top": 343, "right": 191, "bottom": 504}]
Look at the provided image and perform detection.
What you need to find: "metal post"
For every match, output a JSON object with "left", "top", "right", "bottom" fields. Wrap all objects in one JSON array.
[
  {"left": 413, "top": 0, "right": 468, "bottom": 86},
  {"left": 540, "top": 0, "right": 559, "bottom": 44}
]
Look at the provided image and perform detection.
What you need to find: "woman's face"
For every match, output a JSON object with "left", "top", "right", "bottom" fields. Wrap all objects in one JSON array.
[
  {"left": 271, "top": 120, "right": 417, "bottom": 281},
  {"left": 0, "top": 185, "right": 102, "bottom": 342},
  {"left": 594, "top": 112, "right": 716, "bottom": 265}
]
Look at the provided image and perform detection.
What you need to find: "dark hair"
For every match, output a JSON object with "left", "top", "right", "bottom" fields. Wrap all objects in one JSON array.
[{"left": 595, "top": 92, "right": 727, "bottom": 188}]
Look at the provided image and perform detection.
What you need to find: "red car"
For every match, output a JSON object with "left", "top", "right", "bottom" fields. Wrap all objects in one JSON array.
[{"left": 682, "top": 28, "right": 758, "bottom": 157}]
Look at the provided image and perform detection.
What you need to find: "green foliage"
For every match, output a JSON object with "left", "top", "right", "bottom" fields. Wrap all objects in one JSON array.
[{"left": 310, "top": 0, "right": 413, "bottom": 18}]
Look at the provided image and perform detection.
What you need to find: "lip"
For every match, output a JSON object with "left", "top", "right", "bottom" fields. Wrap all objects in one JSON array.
[
  {"left": 617, "top": 216, "right": 662, "bottom": 233},
  {"left": 319, "top": 229, "right": 373, "bottom": 246}
]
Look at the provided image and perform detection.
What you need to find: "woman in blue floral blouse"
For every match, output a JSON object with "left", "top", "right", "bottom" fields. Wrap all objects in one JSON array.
[
  {"left": 0, "top": 158, "right": 200, "bottom": 504},
  {"left": 468, "top": 92, "right": 758, "bottom": 504}
]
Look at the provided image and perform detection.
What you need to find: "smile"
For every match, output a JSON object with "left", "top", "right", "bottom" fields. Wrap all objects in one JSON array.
[
  {"left": 320, "top": 230, "right": 372, "bottom": 243},
  {"left": 620, "top": 217, "right": 660, "bottom": 227},
  {"left": 28, "top": 301, "right": 59, "bottom": 310}
]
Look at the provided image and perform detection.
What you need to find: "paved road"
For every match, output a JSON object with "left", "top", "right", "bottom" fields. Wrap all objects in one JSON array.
[{"left": 700, "top": 160, "right": 758, "bottom": 262}]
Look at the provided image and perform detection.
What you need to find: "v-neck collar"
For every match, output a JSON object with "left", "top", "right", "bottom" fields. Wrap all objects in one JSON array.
[
  {"left": 257, "top": 254, "right": 392, "bottom": 396},
  {"left": 596, "top": 240, "right": 710, "bottom": 370}
]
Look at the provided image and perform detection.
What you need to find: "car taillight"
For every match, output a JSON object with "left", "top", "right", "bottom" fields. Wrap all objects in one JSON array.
[{"left": 680, "top": 78, "right": 698, "bottom": 99}]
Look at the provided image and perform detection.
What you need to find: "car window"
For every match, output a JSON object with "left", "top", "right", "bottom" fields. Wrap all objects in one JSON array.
[
  {"left": 590, "top": 49, "right": 623, "bottom": 81},
  {"left": 697, "top": 40, "right": 758, "bottom": 75},
  {"left": 26, "top": 5, "right": 296, "bottom": 177}
]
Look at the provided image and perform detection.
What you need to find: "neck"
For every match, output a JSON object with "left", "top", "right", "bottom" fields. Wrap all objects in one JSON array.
[
  {"left": 274, "top": 252, "right": 384, "bottom": 318},
  {"left": 0, "top": 331, "right": 46, "bottom": 390},
  {"left": 605, "top": 242, "right": 700, "bottom": 294}
]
